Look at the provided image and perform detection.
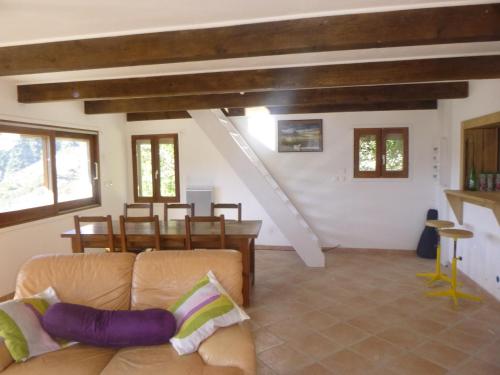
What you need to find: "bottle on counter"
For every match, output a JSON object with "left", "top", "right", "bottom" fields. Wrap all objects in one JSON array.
[
  {"left": 467, "top": 166, "right": 477, "bottom": 191},
  {"left": 487, "top": 174, "right": 495, "bottom": 192},
  {"left": 479, "top": 174, "right": 487, "bottom": 192}
]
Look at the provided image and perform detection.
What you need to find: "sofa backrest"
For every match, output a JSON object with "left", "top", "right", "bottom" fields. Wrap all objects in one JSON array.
[
  {"left": 131, "top": 250, "right": 243, "bottom": 310},
  {"left": 15, "top": 253, "right": 136, "bottom": 310},
  {"left": 14, "top": 250, "right": 243, "bottom": 312}
]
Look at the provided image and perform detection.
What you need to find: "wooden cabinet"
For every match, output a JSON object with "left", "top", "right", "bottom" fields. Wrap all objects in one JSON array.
[
  {"left": 456, "top": 111, "right": 500, "bottom": 227},
  {"left": 463, "top": 127, "right": 499, "bottom": 189}
]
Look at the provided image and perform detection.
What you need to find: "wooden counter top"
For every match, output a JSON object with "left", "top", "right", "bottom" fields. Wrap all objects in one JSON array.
[{"left": 445, "top": 189, "right": 500, "bottom": 225}]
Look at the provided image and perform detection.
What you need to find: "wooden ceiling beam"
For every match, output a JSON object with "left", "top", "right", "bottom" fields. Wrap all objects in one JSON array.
[
  {"left": 3, "top": 4, "right": 499, "bottom": 76},
  {"left": 18, "top": 55, "right": 498, "bottom": 103},
  {"left": 127, "top": 100, "right": 437, "bottom": 121},
  {"left": 127, "top": 111, "right": 191, "bottom": 121},
  {"left": 264, "top": 101, "right": 438, "bottom": 114},
  {"left": 85, "top": 82, "right": 465, "bottom": 114},
  {"left": 226, "top": 101, "right": 438, "bottom": 115}
]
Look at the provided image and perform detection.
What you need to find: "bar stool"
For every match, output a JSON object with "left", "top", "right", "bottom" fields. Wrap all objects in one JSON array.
[
  {"left": 416, "top": 220, "right": 454, "bottom": 285},
  {"left": 427, "top": 228, "right": 481, "bottom": 306}
]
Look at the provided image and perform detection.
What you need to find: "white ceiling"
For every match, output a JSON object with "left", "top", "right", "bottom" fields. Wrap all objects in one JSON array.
[
  {"left": 2, "top": 0, "right": 499, "bottom": 84},
  {"left": 1, "top": 0, "right": 496, "bottom": 46}
]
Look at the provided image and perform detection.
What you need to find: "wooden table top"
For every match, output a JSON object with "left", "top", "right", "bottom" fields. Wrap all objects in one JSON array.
[{"left": 61, "top": 219, "right": 262, "bottom": 239}]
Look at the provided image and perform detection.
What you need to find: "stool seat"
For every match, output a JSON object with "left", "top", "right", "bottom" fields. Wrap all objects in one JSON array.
[
  {"left": 439, "top": 229, "right": 473, "bottom": 239},
  {"left": 425, "top": 220, "right": 454, "bottom": 229}
]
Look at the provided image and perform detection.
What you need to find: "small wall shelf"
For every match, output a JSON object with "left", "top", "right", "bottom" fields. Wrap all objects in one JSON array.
[{"left": 445, "top": 190, "right": 500, "bottom": 226}]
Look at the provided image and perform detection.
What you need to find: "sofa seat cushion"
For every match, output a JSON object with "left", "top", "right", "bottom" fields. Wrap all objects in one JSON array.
[
  {"left": 2, "top": 344, "right": 117, "bottom": 375},
  {"left": 100, "top": 343, "right": 243, "bottom": 375}
]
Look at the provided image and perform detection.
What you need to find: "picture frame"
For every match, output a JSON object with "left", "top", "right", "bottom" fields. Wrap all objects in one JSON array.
[{"left": 277, "top": 119, "right": 323, "bottom": 152}]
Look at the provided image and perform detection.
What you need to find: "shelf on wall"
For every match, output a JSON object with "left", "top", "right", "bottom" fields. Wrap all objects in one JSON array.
[{"left": 445, "top": 190, "right": 500, "bottom": 226}]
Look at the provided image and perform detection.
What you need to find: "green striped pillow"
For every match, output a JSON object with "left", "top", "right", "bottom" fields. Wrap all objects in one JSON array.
[
  {"left": 169, "top": 271, "right": 249, "bottom": 355},
  {"left": 0, "top": 287, "right": 73, "bottom": 362}
]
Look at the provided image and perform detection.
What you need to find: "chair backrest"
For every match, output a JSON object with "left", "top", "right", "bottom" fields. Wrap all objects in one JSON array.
[
  {"left": 119, "top": 215, "right": 161, "bottom": 252},
  {"left": 124, "top": 203, "right": 153, "bottom": 218},
  {"left": 185, "top": 215, "right": 226, "bottom": 250},
  {"left": 210, "top": 203, "right": 242, "bottom": 221},
  {"left": 164, "top": 203, "right": 195, "bottom": 222},
  {"left": 74, "top": 215, "right": 115, "bottom": 252}
]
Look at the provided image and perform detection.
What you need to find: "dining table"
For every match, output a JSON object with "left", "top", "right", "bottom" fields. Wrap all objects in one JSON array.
[{"left": 61, "top": 219, "right": 262, "bottom": 307}]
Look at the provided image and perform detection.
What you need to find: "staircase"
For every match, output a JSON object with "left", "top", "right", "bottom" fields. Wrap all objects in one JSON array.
[{"left": 189, "top": 109, "right": 325, "bottom": 267}]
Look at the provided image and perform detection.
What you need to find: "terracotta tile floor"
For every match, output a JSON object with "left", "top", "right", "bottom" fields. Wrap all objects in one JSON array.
[{"left": 249, "top": 250, "right": 500, "bottom": 375}]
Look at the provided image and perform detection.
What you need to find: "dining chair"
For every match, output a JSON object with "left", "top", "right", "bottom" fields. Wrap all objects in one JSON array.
[
  {"left": 74, "top": 215, "right": 115, "bottom": 253},
  {"left": 119, "top": 215, "right": 161, "bottom": 253},
  {"left": 123, "top": 203, "right": 153, "bottom": 218},
  {"left": 164, "top": 203, "right": 195, "bottom": 222},
  {"left": 210, "top": 203, "right": 242, "bottom": 221},
  {"left": 185, "top": 215, "right": 226, "bottom": 250}
]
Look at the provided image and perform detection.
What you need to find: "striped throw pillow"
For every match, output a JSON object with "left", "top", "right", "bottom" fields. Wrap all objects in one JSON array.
[
  {"left": 169, "top": 270, "right": 249, "bottom": 355},
  {"left": 0, "top": 287, "right": 73, "bottom": 362}
]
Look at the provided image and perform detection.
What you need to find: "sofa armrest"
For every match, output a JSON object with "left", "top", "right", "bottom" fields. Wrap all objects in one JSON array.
[
  {"left": 198, "top": 322, "right": 256, "bottom": 375},
  {"left": 0, "top": 343, "right": 13, "bottom": 372}
]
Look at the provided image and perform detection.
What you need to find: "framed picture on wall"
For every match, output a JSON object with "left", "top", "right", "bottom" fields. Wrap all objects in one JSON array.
[{"left": 277, "top": 119, "right": 323, "bottom": 152}]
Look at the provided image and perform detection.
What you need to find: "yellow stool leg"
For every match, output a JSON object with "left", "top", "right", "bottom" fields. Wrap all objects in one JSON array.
[
  {"left": 416, "top": 242, "right": 452, "bottom": 285},
  {"left": 426, "top": 241, "right": 481, "bottom": 306},
  {"left": 455, "top": 291, "right": 482, "bottom": 302}
]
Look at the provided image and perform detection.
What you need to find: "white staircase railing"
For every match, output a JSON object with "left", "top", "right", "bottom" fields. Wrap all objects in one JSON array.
[{"left": 189, "top": 109, "right": 324, "bottom": 267}]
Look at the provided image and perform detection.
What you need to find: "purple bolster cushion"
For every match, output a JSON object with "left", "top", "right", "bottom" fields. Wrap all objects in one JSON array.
[{"left": 42, "top": 303, "right": 176, "bottom": 347}]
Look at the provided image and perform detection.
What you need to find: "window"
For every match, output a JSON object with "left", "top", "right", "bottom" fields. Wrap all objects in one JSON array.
[
  {"left": 354, "top": 127, "right": 409, "bottom": 178},
  {"left": 132, "top": 134, "right": 179, "bottom": 203},
  {"left": 0, "top": 122, "right": 100, "bottom": 227}
]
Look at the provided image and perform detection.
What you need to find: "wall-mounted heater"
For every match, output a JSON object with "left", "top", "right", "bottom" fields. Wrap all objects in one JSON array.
[{"left": 186, "top": 186, "right": 213, "bottom": 216}]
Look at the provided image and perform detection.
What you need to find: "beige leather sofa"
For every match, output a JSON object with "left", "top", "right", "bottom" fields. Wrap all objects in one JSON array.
[{"left": 0, "top": 250, "right": 256, "bottom": 375}]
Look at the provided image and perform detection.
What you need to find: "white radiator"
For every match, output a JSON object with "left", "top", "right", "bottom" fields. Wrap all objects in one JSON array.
[{"left": 186, "top": 186, "right": 213, "bottom": 216}]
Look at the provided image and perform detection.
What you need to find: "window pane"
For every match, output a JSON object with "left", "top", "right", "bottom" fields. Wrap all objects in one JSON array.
[
  {"left": 158, "top": 138, "right": 176, "bottom": 197},
  {"left": 359, "top": 134, "right": 377, "bottom": 171},
  {"left": 0, "top": 132, "right": 53, "bottom": 212},
  {"left": 56, "top": 137, "right": 93, "bottom": 202},
  {"left": 385, "top": 133, "right": 404, "bottom": 171},
  {"left": 136, "top": 139, "right": 153, "bottom": 197}
]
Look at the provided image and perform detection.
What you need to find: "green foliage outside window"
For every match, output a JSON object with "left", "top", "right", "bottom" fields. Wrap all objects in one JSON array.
[
  {"left": 159, "top": 142, "right": 176, "bottom": 197},
  {"left": 359, "top": 135, "right": 377, "bottom": 171},
  {"left": 385, "top": 135, "right": 404, "bottom": 171},
  {"left": 0, "top": 134, "right": 51, "bottom": 212},
  {"left": 137, "top": 142, "right": 153, "bottom": 197}
]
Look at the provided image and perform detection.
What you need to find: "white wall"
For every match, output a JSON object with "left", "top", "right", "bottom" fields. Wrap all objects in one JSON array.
[
  {"left": 439, "top": 79, "right": 500, "bottom": 300},
  {"left": 233, "top": 110, "right": 439, "bottom": 250},
  {"left": 126, "top": 109, "right": 439, "bottom": 251},
  {"left": 0, "top": 79, "right": 128, "bottom": 296},
  {"left": 2, "top": 74, "right": 496, "bottom": 298},
  {"left": 125, "top": 119, "right": 290, "bottom": 246}
]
